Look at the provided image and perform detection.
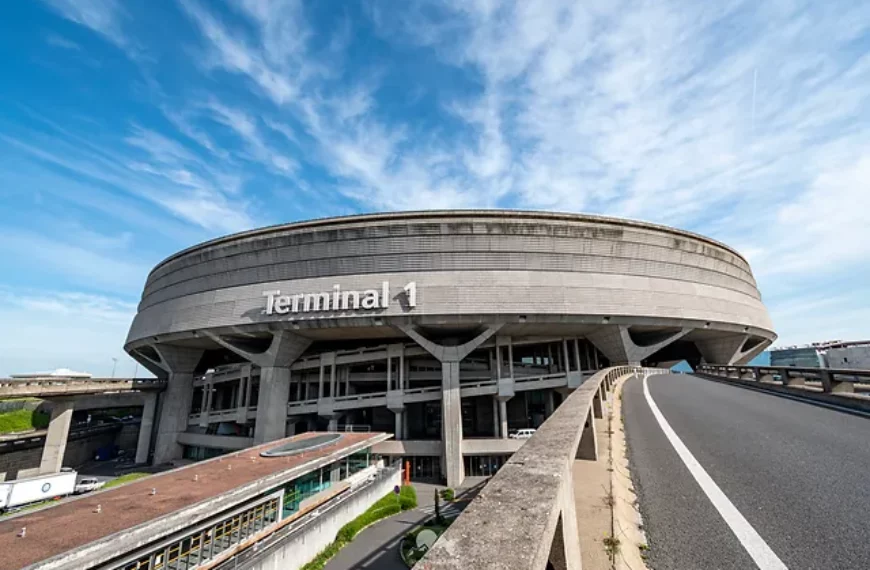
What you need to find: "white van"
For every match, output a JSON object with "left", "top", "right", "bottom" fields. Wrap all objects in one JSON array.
[{"left": 509, "top": 428, "right": 536, "bottom": 439}]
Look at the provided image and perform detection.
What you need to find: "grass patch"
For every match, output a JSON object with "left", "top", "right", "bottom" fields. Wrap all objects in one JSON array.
[
  {"left": 103, "top": 472, "right": 150, "bottom": 489},
  {"left": 301, "top": 485, "right": 417, "bottom": 570},
  {"left": 0, "top": 408, "right": 50, "bottom": 434},
  {"left": 400, "top": 517, "right": 455, "bottom": 567},
  {"left": 603, "top": 535, "right": 621, "bottom": 559}
]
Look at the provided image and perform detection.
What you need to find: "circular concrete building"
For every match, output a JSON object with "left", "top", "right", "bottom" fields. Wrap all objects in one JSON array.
[{"left": 126, "top": 211, "right": 775, "bottom": 485}]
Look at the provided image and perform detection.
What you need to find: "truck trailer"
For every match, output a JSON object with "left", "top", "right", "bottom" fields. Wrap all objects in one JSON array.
[{"left": 0, "top": 470, "right": 77, "bottom": 511}]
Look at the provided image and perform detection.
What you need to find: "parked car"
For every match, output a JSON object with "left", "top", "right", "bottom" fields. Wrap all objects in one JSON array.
[
  {"left": 74, "top": 478, "right": 105, "bottom": 494},
  {"left": 509, "top": 428, "right": 536, "bottom": 439}
]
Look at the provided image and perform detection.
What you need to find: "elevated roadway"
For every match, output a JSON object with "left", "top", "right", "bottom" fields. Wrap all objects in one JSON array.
[
  {"left": 0, "top": 377, "right": 165, "bottom": 399},
  {"left": 623, "top": 373, "right": 870, "bottom": 569},
  {"left": 0, "top": 378, "right": 165, "bottom": 474}
]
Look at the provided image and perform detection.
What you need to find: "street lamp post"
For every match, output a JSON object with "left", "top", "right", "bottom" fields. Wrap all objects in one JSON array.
[{"left": 111, "top": 358, "right": 118, "bottom": 378}]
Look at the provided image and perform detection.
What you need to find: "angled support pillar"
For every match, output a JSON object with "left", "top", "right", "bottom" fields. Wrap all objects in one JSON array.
[
  {"left": 400, "top": 323, "right": 503, "bottom": 487},
  {"left": 135, "top": 393, "right": 158, "bottom": 464},
  {"left": 697, "top": 334, "right": 773, "bottom": 366},
  {"left": 207, "top": 330, "right": 311, "bottom": 445},
  {"left": 588, "top": 325, "right": 692, "bottom": 365},
  {"left": 39, "top": 399, "right": 74, "bottom": 473}
]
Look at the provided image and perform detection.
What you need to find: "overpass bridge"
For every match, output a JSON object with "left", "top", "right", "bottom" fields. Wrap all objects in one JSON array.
[{"left": 0, "top": 377, "right": 166, "bottom": 475}]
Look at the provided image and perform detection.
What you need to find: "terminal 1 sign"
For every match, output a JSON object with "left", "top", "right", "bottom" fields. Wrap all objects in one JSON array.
[{"left": 263, "top": 281, "right": 417, "bottom": 315}]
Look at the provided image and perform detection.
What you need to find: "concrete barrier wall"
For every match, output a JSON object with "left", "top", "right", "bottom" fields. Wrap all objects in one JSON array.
[{"left": 246, "top": 468, "right": 402, "bottom": 570}]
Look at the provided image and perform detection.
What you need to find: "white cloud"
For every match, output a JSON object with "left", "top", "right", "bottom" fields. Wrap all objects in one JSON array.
[
  {"left": 204, "top": 100, "right": 298, "bottom": 173},
  {"left": 0, "top": 290, "right": 141, "bottom": 378},
  {"left": 41, "top": 0, "right": 129, "bottom": 49},
  {"left": 0, "top": 229, "right": 150, "bottom": 293}
]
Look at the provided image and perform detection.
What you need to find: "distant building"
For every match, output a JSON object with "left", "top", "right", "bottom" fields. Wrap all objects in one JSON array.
[
  {"left": 10, "top": 368, "right": 92, "bottom": 379},
  {"left": 770, "top": 340, "right": 870, "bottom": 369}
]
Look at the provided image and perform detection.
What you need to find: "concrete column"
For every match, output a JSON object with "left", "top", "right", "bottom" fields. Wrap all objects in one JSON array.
[
  {"left": 548, "top": 345, "right": 555, "bottom": 373},
  {"left": 254, "top": 367, "right": 292, "bottom": 444},
  {"left": 327, "top": 416, "right": 340, "bottom": 431},
  {"left": 577, "top": 410, "right": 598, "bottom": 461},
  {"left": 199, "top": 381, "right": 212, "bottom": 428},
  {"left": 563, "top": 340, "right": 571, "bottom": 372},
  {"left": 399, "top": 349, "right": 405, "bottom": 391},
  {"left": 318, "top": 361, "right": 325, "bottom": 399},
  {"left": 387, "top": 354, "right": 393, "bottom": 391},
  {"left": 574, "top": 338, "right": 582, "bottom": 373},
  {"left": 246, "top": 369, "right": 255, "bottom": 405},
  {"left": 135, "top": 393, "right": 158, "bottom": 464},
  {"left": 499, "top": 399, "right": 508, "bottom": 440},
  {"left": 394, "top": 410, "right": 403, "bottom": 439},
  {"left": 441, "top": 361, "right": 464, "bottom": 486},
  {"left": 496, "top": 343, "right": 503, "bottom": 379},
  {"left": 153, "top": 372, "right": 196, "bottom": 464},
  {"left": 549, "top": 479, "right": 582, "bottom": 570},
  {"left": 592, "top": 389, "right": 603, "bottom": 419},
  {"left": 39, "top": 400, "right": 74, "bottom": 473},
  {"left": 508, "top": 338, "right": 514, "bottom": 379},
  {"left": 329, "top": 360, "right": 337, "bottom": 399},
  {"left": 544, "top": 390, "right": 555, "bottom": 418},
  {"left": 492, "top": 397, "right": 500, "bottom": 437}
]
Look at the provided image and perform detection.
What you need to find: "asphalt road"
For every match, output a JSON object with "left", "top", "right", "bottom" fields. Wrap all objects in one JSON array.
[{"left": 623, "top": 373, "right": 870, "bottom": 570}]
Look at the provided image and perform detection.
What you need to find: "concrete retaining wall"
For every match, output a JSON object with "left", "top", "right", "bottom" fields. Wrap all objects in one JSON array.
[
  {"left": 245, "top": 469, "right": 402, "bottom": 570},
  {"left": 0, "top": 428, "right": 121, "bottom": 480}
]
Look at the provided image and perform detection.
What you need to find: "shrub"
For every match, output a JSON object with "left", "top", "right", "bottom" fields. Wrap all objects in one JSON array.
[
  {"left": 0, "top": 409, "right": 51, "bottom": 434},
  {"left": 440, "top": 487, "right": 455, "bottom": 502},
  {"left": 301, "top": 485, "right": 418, "bottom": 570}
]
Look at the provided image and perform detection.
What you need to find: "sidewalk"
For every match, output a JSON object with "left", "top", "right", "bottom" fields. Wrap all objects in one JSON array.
[{"left": 322, "top": 481, "right": 483, "bottom": 570}]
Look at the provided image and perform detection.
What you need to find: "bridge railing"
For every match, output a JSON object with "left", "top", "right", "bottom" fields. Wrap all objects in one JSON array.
[
  {"left": 0, "top": 377, "right": 167, "bottom": 398},
  {"left": 419, "top": 366, "right": 668, "bottom": 570},
  {"left": 697, "top": 364, "right": 870, "bottom": 394}
]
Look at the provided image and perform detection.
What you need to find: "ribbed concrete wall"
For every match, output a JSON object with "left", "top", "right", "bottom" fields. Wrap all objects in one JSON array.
[{"left": 126, "top": 211, "right": 774, "bottom": 348}]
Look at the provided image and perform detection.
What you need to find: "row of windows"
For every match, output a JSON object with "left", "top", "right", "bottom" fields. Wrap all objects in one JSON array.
[
  {"left": 114, "top": 452, "right": 373, "bottom": 570},
  {"left": 119, "top": 498, "right": 280, "bottom": 570}
]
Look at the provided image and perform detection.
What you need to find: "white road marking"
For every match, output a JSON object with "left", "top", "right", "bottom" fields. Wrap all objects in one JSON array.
[{"left": 642, "top": 374, "right": 789, "bottom": 570}]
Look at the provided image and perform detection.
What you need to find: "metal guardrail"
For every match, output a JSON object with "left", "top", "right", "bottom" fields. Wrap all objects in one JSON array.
[
  {"left": 419, "top": 366, "right": 668, "bottom": 570},
  {"left": 696, "top": 364, "right": 870, "bottom": 394}
]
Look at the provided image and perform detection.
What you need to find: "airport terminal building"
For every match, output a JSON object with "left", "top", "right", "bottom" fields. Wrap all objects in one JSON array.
[{"left": 125, "top": 210, "right": 776, "bottom": 486}]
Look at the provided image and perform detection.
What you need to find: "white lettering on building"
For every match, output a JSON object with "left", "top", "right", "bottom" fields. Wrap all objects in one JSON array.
[{"left": 263, "top": 282, "right": 417, "bottom": 315}]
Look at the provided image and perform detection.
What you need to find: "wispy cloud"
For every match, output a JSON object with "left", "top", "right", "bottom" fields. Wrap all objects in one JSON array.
[
  {"left": 4, "top": 0, "right": 870, "bottom": 360},
  {"left": 41, "top": 0, "right": 129, "bottom": 49},
  {"left": 44, "top": 33, "right": 80, "bottom": 51},
  {"left": 0, "top": 290, "right": 139, "bottom": 377}
]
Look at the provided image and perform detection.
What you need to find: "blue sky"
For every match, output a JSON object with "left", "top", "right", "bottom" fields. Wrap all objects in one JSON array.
[{"left": 1, "top": 0, "right": 868, "bottom": 377}]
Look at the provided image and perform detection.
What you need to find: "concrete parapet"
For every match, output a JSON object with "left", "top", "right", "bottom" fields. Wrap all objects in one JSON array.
[{"left": 420, "top": 366, "right": 662, "bottom": 570}]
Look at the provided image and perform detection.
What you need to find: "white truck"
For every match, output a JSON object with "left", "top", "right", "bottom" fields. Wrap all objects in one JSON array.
[{"left": 0, "top": 470, "right": 77, "bottom": 512}]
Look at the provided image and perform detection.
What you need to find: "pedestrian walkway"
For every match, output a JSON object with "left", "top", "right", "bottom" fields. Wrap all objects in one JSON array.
[
  {"left": 322, "top": 481, "right": 483, "bottom": 570},
  {"left": 418, "top": 502, "right": 462, "bottom": 518}
]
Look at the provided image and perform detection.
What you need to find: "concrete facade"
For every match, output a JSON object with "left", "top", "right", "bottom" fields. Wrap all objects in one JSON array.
[{"left": 125, "top": 210, "right": 776, "bottom": 486}]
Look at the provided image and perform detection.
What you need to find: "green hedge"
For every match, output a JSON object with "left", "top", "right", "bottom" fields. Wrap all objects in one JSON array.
[
  {"left": 301, "top": 484, "right": 417, "bottom": 570},
  {"left": 0, "top": 408, "right": 50, "bottom": 434}
]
